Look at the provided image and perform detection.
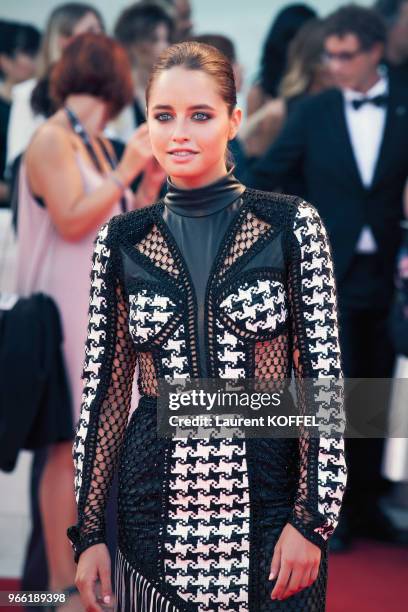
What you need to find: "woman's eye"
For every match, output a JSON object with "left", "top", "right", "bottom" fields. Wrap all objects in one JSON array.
[
  {"left": 193, "top": 112, "right": 210, "bottom": 121},
  {"left": 155, "top": 113, "right": 172, "bottom": 121}
]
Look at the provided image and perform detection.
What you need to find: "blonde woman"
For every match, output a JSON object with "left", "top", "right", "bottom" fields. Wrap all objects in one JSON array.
[{"left": 241, "top": 19, "right": 333, "bottom": 159}]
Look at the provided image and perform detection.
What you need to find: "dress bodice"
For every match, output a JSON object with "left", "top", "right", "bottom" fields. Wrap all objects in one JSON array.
[{"left": 161, "top": 169, "right": 245, "bottom": 377}]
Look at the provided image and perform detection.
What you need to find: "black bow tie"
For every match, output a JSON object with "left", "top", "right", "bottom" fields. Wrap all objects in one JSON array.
[{"left": 351, "top": 94, "right": 388, "bottom": 110}]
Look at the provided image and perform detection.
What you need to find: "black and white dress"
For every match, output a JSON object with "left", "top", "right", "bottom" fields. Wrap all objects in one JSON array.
[{"left": 67, "top": 171, "right": 347, "bottom": 611}]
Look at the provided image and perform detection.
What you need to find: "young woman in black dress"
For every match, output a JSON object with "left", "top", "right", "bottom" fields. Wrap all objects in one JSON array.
[{"left": 68, "top": 41, "right": 347, "bottom": 611}]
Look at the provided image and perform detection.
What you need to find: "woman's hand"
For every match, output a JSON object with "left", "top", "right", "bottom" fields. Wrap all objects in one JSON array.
[
  {"left": 116, "top": 123, "right": 154, "bottom": 186},
  {"left": 269, "top": 523, "right": 321, "bottom": 601},
  {"left": 75, "top": 543, "right": 114, "bottom": 612}
]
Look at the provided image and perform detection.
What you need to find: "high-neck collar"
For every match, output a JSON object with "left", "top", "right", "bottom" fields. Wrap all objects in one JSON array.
[{"left": 164, "top": 168, "right": 246, "bottom": 217}]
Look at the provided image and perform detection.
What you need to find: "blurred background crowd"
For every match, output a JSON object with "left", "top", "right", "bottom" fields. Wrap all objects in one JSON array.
[{"left": 1, "top": 1, "right": 408, "bottom": 610}]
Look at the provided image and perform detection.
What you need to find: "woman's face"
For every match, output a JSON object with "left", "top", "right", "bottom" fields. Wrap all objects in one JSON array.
[
  {"left": 58, "top": 12, "right": 103, "bottom": 55},
  {"left": 147, "top": 66, "right": 241, "bottom": 189},
  {"left": 0, "top": 51, "right": 38, "bottom": 85},
  {"left": 72, "top": 11, "right": 103, "bottom": 36},
  {"left": 130, "top": 24, "right": 170, "bottom": 71}
]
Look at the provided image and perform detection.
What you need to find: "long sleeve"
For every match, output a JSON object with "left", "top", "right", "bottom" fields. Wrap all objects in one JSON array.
[
  {"left": 67, "top": 222, "right": 137, "bottom": 562},
  {"left": 244, "top": 100, "right": 307, "bottom": 193},
  {"left": 287, "top": 200, "right": 347, "bottom": 550}
]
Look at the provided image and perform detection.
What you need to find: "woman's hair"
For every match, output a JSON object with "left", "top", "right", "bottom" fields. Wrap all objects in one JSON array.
[
  {"left": 0, "top": 20, "right": 41, "bottom": 80},
  {"left": 114, "top": 2, "right": 174, "bottom": 49},
  {"left": 146, "top": 41, "right": 237, "bottom": 115},
  {"left": 49, "top": 33, "right": 133, "bottom": 120},
  {"left": 278, "top": 19, "right": 325, "bottom": 100},
  {"left": 190, "top": 34, "right": 236, "bottom": 64},
  {"left": 0, "top": 21, "right": 41, "bottom": 58},
  {"left": 259, "top": 3, "right": 316, "bottom": 97},
  {"left": 37, "top": 2, "right": 104, "bottom": 77}
]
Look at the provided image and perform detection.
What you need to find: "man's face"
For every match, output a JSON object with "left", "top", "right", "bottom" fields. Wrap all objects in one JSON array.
[{"left": 323, "top": 33, "right": 383, "bottom": 91}]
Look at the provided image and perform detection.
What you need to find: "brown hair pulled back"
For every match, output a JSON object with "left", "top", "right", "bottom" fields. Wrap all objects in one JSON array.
[{"left": 146, "top": 41, "right": 237, "bottom": 116}]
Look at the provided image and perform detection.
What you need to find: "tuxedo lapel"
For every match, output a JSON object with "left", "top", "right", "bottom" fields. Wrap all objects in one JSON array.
[
  {"left": 326, "top": 89, "right": 364, "bottom": 191},
  {"left": 371, "top": 78, "right": 408, "bottom": 188}
]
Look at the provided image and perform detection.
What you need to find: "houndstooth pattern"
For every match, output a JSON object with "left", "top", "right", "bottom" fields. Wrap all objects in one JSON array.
[
  {"left": 73, "top": 223, "right": 110, "bottom": 501},
  {"left": 164, "top": 438, "right": 250, "bottom": 611},
  {"left": 162, "top": 322, "right": 190, "bottom": 381},
  {"left": 293, "top": 202, "right": 347, "bottom": 540},
  {"left": 216, "top": 318, "right": 246, "bottom": 379},
  {"left": 220, "top": 279, "right": 288, "bottom": 334},
  {"left": 128, "top": 290, "right": 177, "bottom": 344}
]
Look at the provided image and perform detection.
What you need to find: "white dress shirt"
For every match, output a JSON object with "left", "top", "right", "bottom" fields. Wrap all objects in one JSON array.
[{"left": 343, "top": 75, "right": 388, "bottom": 253}]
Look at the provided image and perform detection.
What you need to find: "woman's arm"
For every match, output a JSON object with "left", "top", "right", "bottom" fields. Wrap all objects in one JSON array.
[
  {"left": 270, "top": 200, "right": 347, "bottom": 601},
  {"left": 25, "top": 123, "right": 152, "bottom": 241},
  {"left": 67, "top": 219, "right": 137, "bottom": 562},
  {"left": 287, "top": 199, "right": 347, "bottom": 544}
]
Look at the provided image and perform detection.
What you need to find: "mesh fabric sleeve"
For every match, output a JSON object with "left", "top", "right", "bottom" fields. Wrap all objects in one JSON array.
[
  {"left": 67, "top": 222, "right": 137, "bottom": 562},
  {"left": 286, "top": 200, "right": 348, "bottom": 550}
]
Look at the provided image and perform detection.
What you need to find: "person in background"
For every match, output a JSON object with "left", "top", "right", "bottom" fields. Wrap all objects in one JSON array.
[
  {"left": 108, "top": 1, "right": 173, "bottom": 143},
  {"left": 246, "top": 4, "right": 408, "bottom": 551},
  {"left": 16, "top": 33, "right": 164, "bottom": 610},
  {"left": 375, "top": 0, "right": 408, "bottom": 79},
  {"left": 241, "top": 18, "right": 333, "bottom": 160},
  {"left": 158, "top": 0, "right": 193, "bottom": 42},
  {"left": 246, "top": 3, "right": 316, "bottom": 117},
  {"left": 190, "top": 33, "right": 247, "bottom": 178},
  {"left": 0, "top": 21, "right": 40, "bottom": 207},
  {"left": 6, "top": 2, "right": 104, "bottom": 168}
]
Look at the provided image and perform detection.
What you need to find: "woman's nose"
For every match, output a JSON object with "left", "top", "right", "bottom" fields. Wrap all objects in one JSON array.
[{"left": 171, "top": 119, "right": 190, "bottom": 142}]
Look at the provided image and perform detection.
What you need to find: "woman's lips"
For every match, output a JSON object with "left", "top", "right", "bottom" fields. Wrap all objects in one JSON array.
[{"left": 167, "top": 150, "right": 199, "bottom": 162}]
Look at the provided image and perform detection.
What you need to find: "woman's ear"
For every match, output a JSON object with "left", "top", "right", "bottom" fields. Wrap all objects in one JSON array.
[{"left": 228, "top": 106, "right": 242, "bottom": 141}]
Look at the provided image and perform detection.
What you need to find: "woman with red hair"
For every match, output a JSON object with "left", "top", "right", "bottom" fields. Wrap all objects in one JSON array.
[{"left": 16, "top": 33, "right": 164, "bottom": 609}]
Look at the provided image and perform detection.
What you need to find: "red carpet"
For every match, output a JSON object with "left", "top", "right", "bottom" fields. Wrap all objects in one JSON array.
[
  {"left": 327, "top": 538, "right": 408, "bottom": 611},
  {"left": 1, "top": 540, "right": 407, "bottom": 611}
]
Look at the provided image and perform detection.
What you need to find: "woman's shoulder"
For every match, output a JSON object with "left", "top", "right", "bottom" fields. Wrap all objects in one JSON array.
[
  {"left": 242, "top": 187, "right": 322, "bottom": 235},
  {"left": 26, "top": 120, "right": 74, "bottom": 161},
  {"left": 103, "top": 200, "right": 162, "bottom": 245}
]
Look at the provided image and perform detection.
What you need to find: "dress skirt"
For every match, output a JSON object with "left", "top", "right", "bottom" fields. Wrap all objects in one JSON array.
[{"left": 113, "top": 396, "right": 328, "bottom": 612}]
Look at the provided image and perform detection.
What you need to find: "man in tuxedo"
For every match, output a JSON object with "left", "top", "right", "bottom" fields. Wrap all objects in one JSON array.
[{"left": 246, "top": 4, "right": 408, "bottom": 549}]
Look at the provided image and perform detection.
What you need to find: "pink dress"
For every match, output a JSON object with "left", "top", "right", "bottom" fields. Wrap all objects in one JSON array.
[{"left": 16, "top": 153, "right": 138, "bottom": 424}]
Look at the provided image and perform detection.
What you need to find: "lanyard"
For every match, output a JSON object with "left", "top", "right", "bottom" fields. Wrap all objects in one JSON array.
[{"left": 64, "top": 106, "right": 127, "bottom": 213}]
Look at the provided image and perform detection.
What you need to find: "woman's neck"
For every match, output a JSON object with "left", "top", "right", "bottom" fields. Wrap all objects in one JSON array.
[
  {"left": 170, "top": 163, "right": 230, "bottom": 190},
  {"left": 63, "top": 94, "right": 107, "bottom": 135}
]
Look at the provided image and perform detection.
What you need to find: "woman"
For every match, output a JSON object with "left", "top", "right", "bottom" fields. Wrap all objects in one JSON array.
[
  {"left": 6, "top": 2, "right": 104, "bottom": 167},
  {"left": 68, "top": 42, "right": 347, "bottom": 611},
  {"left": 241, "top": 19, "right": 333, "bottom": 159},
  {"left": 246, "top": 3, "right": 316, "bottom": 117},
  {"left": 16, "top": 33, "right": 164, "bottom": 609}
]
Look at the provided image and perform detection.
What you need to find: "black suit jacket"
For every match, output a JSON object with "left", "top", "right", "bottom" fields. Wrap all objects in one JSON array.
[{"left": 245, "top": 78, "right": 408, "bottom": 297}]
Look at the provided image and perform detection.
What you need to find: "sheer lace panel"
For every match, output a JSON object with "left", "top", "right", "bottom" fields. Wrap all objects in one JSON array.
[
  {"left": 135, "top": 224, "right": 180, "bottom": 278},
  {"left": 80, "top": 280, "right": 137, "bottom": 541},
  {"left": 138, "top": 351, "right": 159, "bottom": 397},
  {"left": 254, "top": 335, "right": 288, "bottom": 382},
  {"left": 221, "top": 211, "right": 271, "bottom": 274}
]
